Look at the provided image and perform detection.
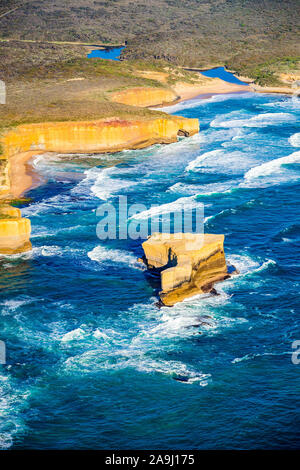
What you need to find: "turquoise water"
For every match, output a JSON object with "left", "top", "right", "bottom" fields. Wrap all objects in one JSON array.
[
  {"left": 0, "top": 92, "right": 300, "bottom": 449},
  {"left": 200, "top": 66, "right": 249, "bottom": 85},
  {"left": 87, "top": 46, "right": 125, "bottom": 60}
]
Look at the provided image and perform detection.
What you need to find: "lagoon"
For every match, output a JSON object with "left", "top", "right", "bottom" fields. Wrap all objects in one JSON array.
[
  {"left": 87, "top": 46, "right": 125, "bottom": 61},
  {"left": 200, "top": 66, "right": 249, "bottom": 85}
]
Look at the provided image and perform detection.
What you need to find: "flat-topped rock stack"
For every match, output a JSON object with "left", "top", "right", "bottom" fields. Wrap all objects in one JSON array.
[
  {"left": 0, "top": 206, "right": 31, "bottom": 254},
  {"left": 142, "top": 232, "right": 233, "bottom": 306}
]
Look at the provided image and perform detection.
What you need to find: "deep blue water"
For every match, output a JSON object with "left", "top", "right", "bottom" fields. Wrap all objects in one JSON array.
[
  {"left": 0, "top": 92, "right": 300, "bottom": 449},
  {"left": 200, "top": 67, "right": 249, "bottom": 85},
  {"left": 87, "top": 46, "right": 125, "bottom": 60}
]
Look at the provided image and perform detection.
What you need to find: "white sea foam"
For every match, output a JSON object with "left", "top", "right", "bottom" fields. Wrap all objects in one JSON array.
[
  {"left": 243, "top": 151, "right": 300, "bottom": 182},
  {"left": 30, "top": 224, "right": 83, "bottom": 239},
  {"left": 157, "top": 92, "right": 251, "bottom": 113},
  {"left": 0, "top": 245, "right": 84, "bottom": 262},
  {"left": 211, "top": 111, "right": 296, "bottom": 128},
  {"left": 167, "top": 181, "right": 235, "bottom": 196},
  {"left": 289, "top": 132, "right": 300, "bottom": 147},
  {"left": 22, "top": 192, "right": 75, "bottom": 217},
  {"left": 93, "top": 329, "right": 110, "bottom": 340},
  {"left": 0, "top": 297, "right": 34, "bottom": 316},
  {"left": 232, "top": 351, "right": 290, "bottom": 364},
  {"left": 202, "top": 127, "right": 247, "bottom": 144},
  {"left": 87, "top": 245, "right": 143, "bottom": 270},
  {"left": 61, "top": 328, "right": 87, "bottom": 342},
  {"left": 227, "top": 254, "right": 260, "bottom": 274},
  {"left": 63, "top": 349, "right": 211, "bottom": 385},
  {"left": 186, "top": 149, "right": 256, "bottom": 174},
  {"left": 261, "top": 95, "right": 300, "bottom": 111},
  {"left": 186, "top": 149, "right": 222, "bottom": 171},
  {"left": 129, "top": 196, "right": 201, "bottom": 220},
  {"left": 0, "top": 373, "right": 28, "bottom": 449},
  {"left": 226, "top": 254, "right": 276, "bottom": 281},
  {"left": 73, "top": 166, "right": 137, "bottom": 200}
]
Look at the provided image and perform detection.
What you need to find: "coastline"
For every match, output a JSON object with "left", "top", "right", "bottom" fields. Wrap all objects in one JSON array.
[
  {"left": 4, "top": 77, "right": 297, "bottom": 201},
  {"left": 2, "top": 115, "right": 198, "bottom": 199},
  {"left": 249, "top": 84, "right": 299, "bottom": 95},
  {"left": 8, "top": 150, "right": 46, "bottom": 198},
  {"left": 154, "top": 79, "right": 250, "bottom": 108}
]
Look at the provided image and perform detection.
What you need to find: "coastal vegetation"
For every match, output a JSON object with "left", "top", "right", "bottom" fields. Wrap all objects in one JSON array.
[
  {"left": 0, "top": 0, "right": 299, "bottom": 87},
  {"left": 0, "top": 55, "right": 201, "bottom": 253},
  {"left": 0, "top": 0, "right": 298, "bottom": 252}
]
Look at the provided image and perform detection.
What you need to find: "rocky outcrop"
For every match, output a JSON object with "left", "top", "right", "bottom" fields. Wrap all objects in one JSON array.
[
  {"left": 142, "top": 233, "right": 231, "bottom": 306},
  {"left": 0, "top": 115, "right": 198, "bottom": 254},
  {"left": 0, "top": 115, "right": 198, "bottom": 198},
  {"left": 1, "top": 116, "right": 199, "bottom": 165},
  {"left": 0, "top": 205, "right": 31, "bottom": 254},
  {"left": 110, "top": 87, "right": 178, "bottom": 107}
]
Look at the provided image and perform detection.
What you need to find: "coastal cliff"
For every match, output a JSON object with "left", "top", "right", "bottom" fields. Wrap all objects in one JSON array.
[
  {"left": 0, "top": 114, "right": 198, "bottom": 253},
  {"left": 142, "top": 233, "right": 231, "bottom": 306},
  {"left": 0, "top": 205, "right": 31, "bottom": 254},
  {"left": 1, "top": 115, "right": 198, "bottom": 164},
  {"left": 110, "top": 87, "right": 179, "bottom": 107}
]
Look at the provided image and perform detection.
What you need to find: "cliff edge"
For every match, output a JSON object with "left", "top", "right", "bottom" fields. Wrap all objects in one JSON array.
[{"left": 0, "top": 205, "right": 31, "bottom": 254}]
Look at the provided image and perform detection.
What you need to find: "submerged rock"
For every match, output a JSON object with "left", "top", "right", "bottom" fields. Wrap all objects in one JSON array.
[
  {"left": 173, "top": 375, "right": 190, "bottom": 383},
  {"left": 142, "top": 232, "right": 231, "bottom": 306}
]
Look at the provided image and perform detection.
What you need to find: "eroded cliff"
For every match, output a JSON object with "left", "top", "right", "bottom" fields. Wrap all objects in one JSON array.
[
  {"left": 2, "top": 116, "right": 198, "bottom": 159},
  {"left": 110, "top": 87, "right": 179, "bottom": 107},
  {"left": 142, "top": 233, "right": 232, "bottom": 306},
  {"left": 0, "top": 205, "right": 31, "bottom": 254},
  {"left": 0, "top": 114, "right": 199, "bottom": 253}
]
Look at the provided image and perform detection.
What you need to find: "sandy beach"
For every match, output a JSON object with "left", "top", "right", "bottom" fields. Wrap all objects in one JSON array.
[
  {"left": 5, "top": 77, "right": 294, "bottom": 200},
  {"left": 172, "top": 78, "right": 250, "bottom": 103},
  {"left": 249, "top": 84, "right": 299, "bottom": 95},
  {"left": 8, "top": 150, "right": 45, "bottom": 198}
]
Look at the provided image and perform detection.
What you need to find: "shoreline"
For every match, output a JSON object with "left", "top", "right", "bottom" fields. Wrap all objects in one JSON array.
[
  {"left": 8, "top": 150, "right": 46, "bottom": 199},
  {"left": 5, "top": 80, "right": 297, "bottom": 200},
  {"left": 6, "top": 84, "right": 246, "bottom": 199},
  {"left": 3, "top": 116, "right": 198, "bottom": 199},
  {"left": 171, "top": 79, "right": 250, "bottom": 105}
]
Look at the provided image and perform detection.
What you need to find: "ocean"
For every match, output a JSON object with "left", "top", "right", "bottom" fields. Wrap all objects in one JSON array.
[{"left": 0, "top": 91, "right": 299, "bottom": 449}]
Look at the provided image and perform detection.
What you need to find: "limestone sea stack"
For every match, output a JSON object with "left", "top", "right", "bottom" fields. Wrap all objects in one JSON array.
[
  {"left": 0, "top": 206, "right": 31, "bottom": 254},
  {"left": 142, "top": 233, "right": 232, "bottom": 306}
]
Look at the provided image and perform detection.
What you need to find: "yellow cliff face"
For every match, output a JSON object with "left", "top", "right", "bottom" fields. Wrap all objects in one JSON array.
[
  {"left": 1, "top": 116, "right": 199, "bottom": 162},
  {"left": 110, "top": 87, "right": 178, "bottom": 107},
  {"left": 0, "top": 207, "right": 31, "bottom": 254},
  {"left": 142, "top": 233, "right": 230, "bottom": 306},
  {"left": 0, "top": 115, "right": 198, "bottom": 254}
]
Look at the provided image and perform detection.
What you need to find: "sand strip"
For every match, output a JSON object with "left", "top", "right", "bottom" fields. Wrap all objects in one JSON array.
[{"left": 9, "top": 150, "right": 45, "bottom": 198}]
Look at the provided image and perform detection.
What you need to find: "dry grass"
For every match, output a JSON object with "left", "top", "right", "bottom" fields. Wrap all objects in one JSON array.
[
  {"left": 0, "top": 0, "right": 299, "bottom": 85},
  {"left": 0, "top": 56, "right": 200, "bottom": 139}
]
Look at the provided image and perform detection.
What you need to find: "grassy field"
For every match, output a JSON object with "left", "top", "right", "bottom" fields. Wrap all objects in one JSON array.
[
  {"left": 0, "top": 0, "right": 298, "bottom": 138},
  {"left": 0, "top": 56, "right": 203, "bottom": 140},
  {"left": 0, "top": 0, "right": 299, "bottom": 85}
]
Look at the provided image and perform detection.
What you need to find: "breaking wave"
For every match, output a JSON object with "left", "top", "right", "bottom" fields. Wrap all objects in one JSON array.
[
  {"left": 74, "top": 166, "right": 137, "bottom": 200},
  {"left": 129, "top": 196, "right": 201, "bottom": 220},
  {"left": 243, "top": 151, "right": 300, "bottom": 184},
  {"left": 186, "top": 149, "right": 257, "bottom": 174},
  {"left": 87, "top": 245, "right": 143, "bottom": 270},
  {"left": 289, "top": 132, "right": 300, "bottom": 147},
  {"left": 211, "top": 111, "right": 296, "bottom": 128}
]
